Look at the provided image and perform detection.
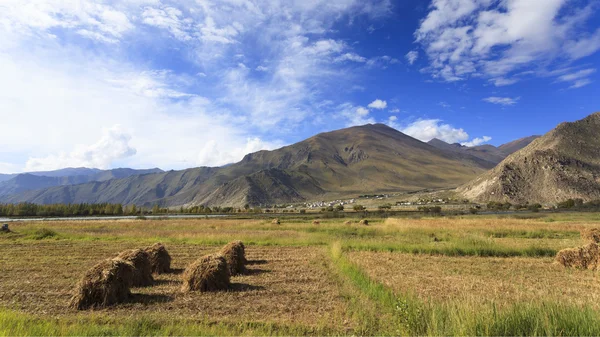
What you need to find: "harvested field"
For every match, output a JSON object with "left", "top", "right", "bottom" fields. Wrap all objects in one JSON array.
[
  {"left": 1, "top": 214, "right": 600, "bottom": 335},
  {"left": 347, "top": 251, "right": 600, "bottom": 308}
]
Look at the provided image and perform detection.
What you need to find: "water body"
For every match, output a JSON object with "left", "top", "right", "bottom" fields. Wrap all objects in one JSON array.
[{"left": 0, "top": 214, "right": 229, "bottom": 223}]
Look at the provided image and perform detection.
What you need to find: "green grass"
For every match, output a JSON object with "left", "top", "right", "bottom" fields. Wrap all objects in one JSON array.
[
  {"left": 0, "top": 310, "right": 338, "bottom": 336},
  {"left": 329, "top": 243, "right": 600, "bottom": 336}
]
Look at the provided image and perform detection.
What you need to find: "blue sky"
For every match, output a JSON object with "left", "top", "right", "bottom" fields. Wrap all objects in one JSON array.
[{"left": 1, "top": 0, "right": 599, "bottom": 173}]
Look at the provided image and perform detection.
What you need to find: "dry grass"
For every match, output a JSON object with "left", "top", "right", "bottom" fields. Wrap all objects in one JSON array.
[
  {"left": 181, "top": 253, "right": 230, "bottom": 292},
  {"left": 116, "top": 249, "right": 154, "bottom": 287},
  {"left": 144, "top": 243, "right": 172, "bottom": 274},
  {"left": 582, "top": 227, "right": 600, "bottom": 243},
  {"left": 0, "top": 240, "right": 348, "bottom": 329},
  {"left": 348, "top": 250, "right": 600, "bottom": 309},
  {"left": 555, "top": 242, "right": 599, "bottom": 270},
  {"left": 220, "top": 240, "right": 247, "bottom": 276},
  {"left": 69, "top": 258, "right": 134, "bottom": 310}
]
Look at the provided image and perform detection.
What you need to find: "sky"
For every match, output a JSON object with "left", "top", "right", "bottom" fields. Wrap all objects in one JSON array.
[{"left": 1, "top": 0, "right": 599, "bottom": 173}]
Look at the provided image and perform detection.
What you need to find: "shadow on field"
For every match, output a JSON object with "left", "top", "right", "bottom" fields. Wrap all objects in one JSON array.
[
  {"left": 169, "top": 268, "right": 185, "bottom": 275},
  {"left": 244, "top": 268, "right": 270, "bottom": 276},
  {"left": 246, "top": 259, "right": 268, "bottom": 265},
  {"left": 152, "top": 279, "right": 181, "bottom": 286},
  {"left": 128, "top": 293, "right": 174, "bottom": 304},
  {"left": 229, "top": 283, "right": 266, "bottom": 292}
]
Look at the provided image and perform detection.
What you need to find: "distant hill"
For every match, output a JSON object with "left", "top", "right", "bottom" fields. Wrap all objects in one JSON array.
[
  {"left": 2, "top": 124, "right": 490, "bottom": 207},
  {"left": 428, "top": 135, "right": 539, "bottom": 166},
  {"left": 0, "top": 168, "right": 163, "bottom": 199},
  {"left": 458, "top": 112, "right": 600, "bottom": 204}
]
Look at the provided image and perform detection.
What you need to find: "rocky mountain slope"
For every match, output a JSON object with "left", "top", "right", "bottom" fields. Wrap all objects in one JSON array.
[
  {"left": 458, "top": 112, "right": 600, "bottom": 204},
  {"left": 3, "top": 124, "right": 490, "bottom": 207}
]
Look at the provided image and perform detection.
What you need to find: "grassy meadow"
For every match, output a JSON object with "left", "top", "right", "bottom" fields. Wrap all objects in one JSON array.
[{"left": 1, "top": 213, "right": 600, "bottom": 336}]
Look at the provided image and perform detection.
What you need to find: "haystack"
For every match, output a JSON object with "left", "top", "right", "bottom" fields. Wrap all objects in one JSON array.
[
  {"left": 272, "top": 218, "right": 281, "bottom": 225},
  {"left": 344, "top": 220, "right": 353, "bottom": 225},
  {"left": 555, "top": 242, "right": 600, "bottom": 270},
  {"left": 582, "top": 228, "right": 600, "bottom": 243},
  {"left": 144, "top": 243, "right": 171, "bottom": 274},
  {"left": 359, "top": 219, "right": 369, "bottom": 225},
  {"left": 220, "top": 240, "right": 247, "bottom": 276},
  {"left": 312, "top": 220, "right": 320, "bottom": 225},
  {"left": 69, "top": 258, "right": 134, "bottom": 310},
  {"left": 116, "top": 249, "right": 154, "bottom": 287},
  {"left": 181, "top": 254, "right": 230, "bottom": 292}
]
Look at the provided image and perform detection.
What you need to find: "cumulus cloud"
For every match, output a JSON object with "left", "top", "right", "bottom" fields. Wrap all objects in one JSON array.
[
  {"left": 415, "top": 0, "right": 600, "bottom": 87},
  {"left": 405, "top": 50, "right": 419, "bottom": 65},
  {"left": 368, "top": 99, "right": 387, "bottom": 109},
  {"left": 483, "top": 96, "right": 520, "bottom": 106},
  {"left": 461, "top": 136, "right": 492, "bottom": 147},
  {"left": 25, "top": 125, "right": 136, "bottom": 171},
  {"left": 197, "top": 137, "right": 284, "bottom": 167},
  {"left": 398, "top": 119, "right": 469, "bottom": 143},
  {"left": 337, "top": 103, "right": 376, "bottom": 127}
]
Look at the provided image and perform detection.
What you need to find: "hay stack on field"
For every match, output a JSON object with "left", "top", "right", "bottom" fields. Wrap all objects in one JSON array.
[
  {"left": 359, "top": 219, "right": 369, "bottom": 225},
  {"left": 555, "top": 242, "right": 600, "bottom": 270},
  {"left": 181, "top": 254, "right": 230, "bottom": 292},
  {"left": 272, "top": 218, "right": 281, "bottom": 224},
  {"left": 144, "top": 243, "right": 171, "bottom": 274},
  {"left": 116, "top": 249, "right": 154, "bottom": 287},
  {"left": 582, "top": 228, "right": 600, "bottom": 243},
  {"left": 344, "top": 220, "right": 352, "bottom": 225},
  {"left": 69, "top": 258, "right": 134, "bottom": 310},
  {"left": 312, "top": 220, "right": 320, "bottom": 225},
  {"left": 220, "top": 240, "right": 247, "bottom": 276}
]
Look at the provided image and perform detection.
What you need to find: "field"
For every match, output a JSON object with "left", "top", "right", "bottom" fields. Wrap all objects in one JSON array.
[{"left": 1, "top": 213, "right": 600, "bottom": 336}]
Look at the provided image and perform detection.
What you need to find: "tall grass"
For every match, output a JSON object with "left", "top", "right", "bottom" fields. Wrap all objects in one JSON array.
[{"left": 330, "top": 243, "right": 600, "bottom": 336}]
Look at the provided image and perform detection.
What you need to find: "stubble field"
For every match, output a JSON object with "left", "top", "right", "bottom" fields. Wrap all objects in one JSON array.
[{"left": 1, "top": 213, "right": 600, "bottom": 336}]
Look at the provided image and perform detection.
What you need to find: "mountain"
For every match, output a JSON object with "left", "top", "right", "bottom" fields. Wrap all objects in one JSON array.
[
  {"left": 0, "top": 174, "right": 17, "bottom": 183},
  {"left": 458, "top": 112, "right": 600, "bottom": 204},
  {"left": 497, "top": 135, "right": 541, "bottom": 155},
  {"left": 0, "top": 168, "right": 163, "bottom": 199},
  {"left": 428, "top": 135, "right": 539, "bottom": 166},
  {"left": 2, "top": 124, "right": 490, "bottom": 207}
]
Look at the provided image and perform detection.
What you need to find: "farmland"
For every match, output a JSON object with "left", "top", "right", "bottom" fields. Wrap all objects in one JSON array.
[{"left": 1, "top": 213, "right": 600, "bottom": 336}]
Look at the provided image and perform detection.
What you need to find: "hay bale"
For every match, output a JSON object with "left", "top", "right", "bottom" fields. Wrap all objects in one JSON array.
[
  {"left": 582, "top": 228, "right": 600, "bottom": 243},
  {"left": 344, "top": 220, "right": 352, "bottom": 225},
  {"left": 312, "top": 220, "right": 320, "bottom": 225},
  {"left": 359, "top": 219, "right": 369, "bottom": 225},
  {"left": 272, "top": 218, "right": 281, "bottom": 225},
  {"left": 69, "top": 258, "right": 134, "bottom": 310},
  {"left": 144, "top": 243, "right": 171, "bottom": 274},
  {"left": 116, "top": 249, "right": 154, "bottom": 287},
  {"left": 555, "top": 242, "right": 600, "bottom": 270},
  {"left": 220, "top": 240, "right": 247, "bottom": 276},
  {"left": 181, "top": 254, "right": 230, "bottom": 292}
]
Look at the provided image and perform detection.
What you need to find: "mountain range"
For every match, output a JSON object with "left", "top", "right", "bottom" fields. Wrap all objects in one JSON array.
[
  {"left": 0, "top": 124, "right": 533, "bottom": 207},
  {"left": 1, "top": 113, "right": 596, "bottom": 207}
]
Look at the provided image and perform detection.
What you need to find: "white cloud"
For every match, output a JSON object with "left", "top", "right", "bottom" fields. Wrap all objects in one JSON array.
[
  {"left": 461, "top": 136, "right": 492, "bottom": 147},
  {"left": 556, "top": 68, "right": 596, "bottom": 88},
  {"left": 0, "top": 0, "right": 397, "bottom": 171},
  {"left": 337, "top": 104, "right": 376, "bottom": 127},
  {"left": 334, "top": 53, "right": 368, "bottom": 63},
  {"left": 197, "top": 137, "right": 284, "bottom": 167},
  {"left": 255, "top": 65, "right": 269, "bottom": 72},
  {"left": 389, "top": 108, "right": 400, "bottom": 113},
  {"left": 415, "top": 0, "right": 600, "bottom": 87},
  {"left": 25, "top": 125, "right": 136, "bottom": 171},
  {"left": 405, "top": 50, "right": 419, "bottom": 65},
  {"left": 367, "top": 99, "right": 387, "bottom": 109},
  {"left": 438, "top": 101, "right": 450, "bottom": 108},
  {"left": 141, "top": 6, "right": 193, "bottom": 41},
  {"left": 483, "top": 96, "right": 520, "bottom": 106},
  {"left": 397, "top": 119, "right": 469, "bottom": 143}
]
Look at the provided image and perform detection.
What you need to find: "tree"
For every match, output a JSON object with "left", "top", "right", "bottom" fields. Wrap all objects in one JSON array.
[{"left": 353, "top": 205, "right": 365, "bottom": 211}]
